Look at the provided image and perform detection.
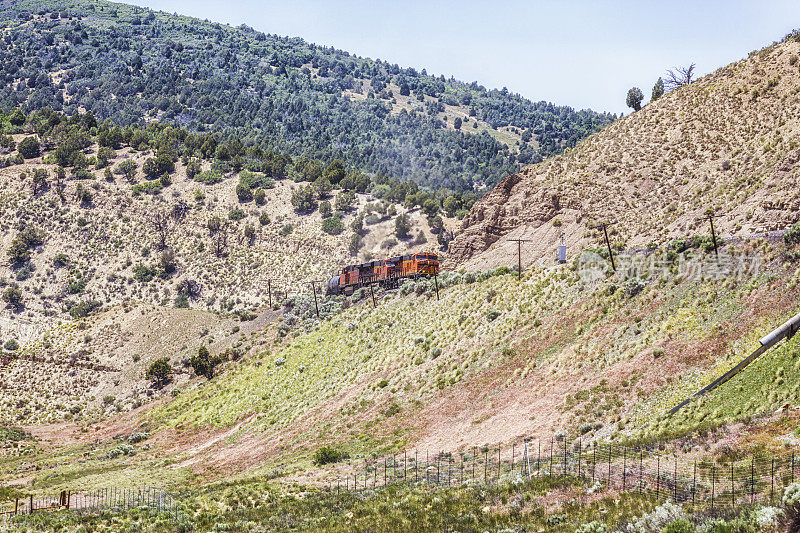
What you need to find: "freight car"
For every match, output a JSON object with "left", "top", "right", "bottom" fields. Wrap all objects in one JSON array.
[{"left": 326, "top": 251, "right": 439, "bottom": 295}]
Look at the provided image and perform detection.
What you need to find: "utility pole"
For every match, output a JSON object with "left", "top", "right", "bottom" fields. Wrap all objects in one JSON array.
[
  {"left": 309, "top": 281, "right": 321, "bottom": 318},
  {"left": 592, "top": 222, "right": 617, "bottom": 271},
  {"left": 267, "top": 279, "right": 272, "bottom": 308},
  {"left": 698, "top": 213, "right": 719, "bottom": 258},
  {"left": 369, "top": 283, "right": 377, "bottom": 308},
  {"left": 508, "top": 239, "right": 533, "bottom": 280}
]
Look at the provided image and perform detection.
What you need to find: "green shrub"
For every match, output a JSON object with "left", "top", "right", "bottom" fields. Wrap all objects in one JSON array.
[
  {"left": 321, "top": 214, "right": 344, "bottom": 235},
  {"left": 4, "top": 339, "right": 19, "bottom": 351},
  {"left": 2, "top": 285, "right": 23, "bottom": 309},
  {"left": 128, "top": 432, "right": 149, "bottom": 444},
  {"left": 319, "top": 200, "right": 332, "bottom": 217},
  {"left": 229, "top": 208, "right": 245, "bottom": 221},
  {"left": 312, "top": 445, "right": 349, "bottom": 466},
  {"left": 291, "top": 185, "right": 317, "bottom": 212},
  {"left": 17, "top": 136, "right": 40, "bottom": 158},
  {"left": 662, "top": 519, "right": 695, "bottom": 533},
  {"left": 190, "top": 346, "right": 221, "bottom": 379},
  {"left": 253, "top": 188, "right": 266, "bottom": 205},
  {"left": 786, "top": 222, "right": 800, "bottom": 246},
  {"left": 236, "top": 182, "right": 252, "bottom": 202},
  {"left": 105, "top": 444, "right": 136, "bottom": 459},
  {"left": 195, "top": 170, "right": 224, "bottom": 185},
  {"left": 53, "top": 253, "right": 69, "bottom": 267},
  {"left": 7, "top": 238, "right": 30, "bottom": 264},
  {"left": 486, "top": 308, "right": 501, "bottom": 321},
  {"left": 133, "top": 263, "right": 157, "bottom": 283},
  {"left": 146, "top": 357, "right": 172, "bottom": 386},
  {"left": 68, "top": 300, "right": 101, "bottom": 319}
]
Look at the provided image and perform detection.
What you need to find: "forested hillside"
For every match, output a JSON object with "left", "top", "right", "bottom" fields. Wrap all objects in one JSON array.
[{"left": 0, "top": 0, "right": 615, "bottom": 192}]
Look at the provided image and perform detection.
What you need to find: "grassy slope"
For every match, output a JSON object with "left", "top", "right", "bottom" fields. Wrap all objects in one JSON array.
[
  {"left": 130, "top": 238, "right": 800, "bottom": 477},
  {"left": 1, "top": 237, "right": 799, "bottom": 532}
]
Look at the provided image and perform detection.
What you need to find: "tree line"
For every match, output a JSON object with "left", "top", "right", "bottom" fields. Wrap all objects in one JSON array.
[{"left": 0, "top": 0, "right": 615, "bottom": 193}]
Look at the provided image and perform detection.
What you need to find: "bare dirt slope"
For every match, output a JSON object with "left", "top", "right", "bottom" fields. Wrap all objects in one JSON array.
[
  {"left": 0, "top": 304, "right": 277, "bottom": 425},
  {"left": 449, "top": 35, "right": 800, "bottom": 270}
]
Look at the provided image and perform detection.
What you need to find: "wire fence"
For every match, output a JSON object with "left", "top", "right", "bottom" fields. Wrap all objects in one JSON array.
[
  {"left": 0, "top": 486, "right": 181, "bottom": 524},
  {"left": 330, "top": 436, "right": 799, "bottom": 510}
]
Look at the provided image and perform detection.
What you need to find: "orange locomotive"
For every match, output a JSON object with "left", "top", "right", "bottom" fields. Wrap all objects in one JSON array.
[{"left": 326, "top": 251, "right": 440, "bottom": 295}]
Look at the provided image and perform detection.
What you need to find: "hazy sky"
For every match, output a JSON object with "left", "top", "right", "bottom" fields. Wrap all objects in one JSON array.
[{"left": 128, "top": 0, "right": 800, "bottom": 114}]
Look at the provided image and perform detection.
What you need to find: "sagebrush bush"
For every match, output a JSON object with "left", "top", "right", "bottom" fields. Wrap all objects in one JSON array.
[{"left": 625, "top": 501, "right": 686, "bottom": 533}]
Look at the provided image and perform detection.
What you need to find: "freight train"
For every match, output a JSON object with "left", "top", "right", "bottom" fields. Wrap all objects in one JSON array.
[{"left": 326, "top": 251, "right": 440, "bottom": 295}]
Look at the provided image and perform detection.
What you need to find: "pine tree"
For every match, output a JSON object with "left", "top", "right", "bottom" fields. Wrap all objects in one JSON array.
[{"left": 651, "top": 77, "right": 665, "bottom": 102}]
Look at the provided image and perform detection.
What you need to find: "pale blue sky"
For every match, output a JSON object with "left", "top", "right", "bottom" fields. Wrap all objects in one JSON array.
[{"left": 128, "top": 0, "right": 800, "bottom": 114}]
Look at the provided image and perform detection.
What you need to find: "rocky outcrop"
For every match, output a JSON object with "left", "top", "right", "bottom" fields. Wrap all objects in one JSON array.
[
  {"left": 447, "top": 171, "right": 562, "bottom": 266},
  {"left": 448, "top": 36, "right": 800, "bottom": 269}
]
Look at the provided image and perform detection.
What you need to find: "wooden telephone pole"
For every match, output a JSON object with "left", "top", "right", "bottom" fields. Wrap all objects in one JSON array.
[
  {"left": 508, "top": 239, "right": 533, "bottom": 280},
  {"left": 309, "top": 281, "right": 321, "bottom": 318},
  {"left": 592, "top": 222, "right": 617, "bottom": 271},
  {"left": 698, "top": 213, "right": 719, "bottom": 258}
]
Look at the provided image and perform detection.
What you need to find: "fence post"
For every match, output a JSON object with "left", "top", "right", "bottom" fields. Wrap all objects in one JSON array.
[
  {"left": 384, "top": 457, "right": 387, "bottom": 486},
  {"left": 731, "top": 463, "right": 735, "bottom": 507},
  {"left": 592, "top": 442, "right": 596, "bottom": 482},
  {"left": 712, "top": 466, "right": 716, "bottom": 511},
  {"left": 484, "top": 449, "right": 488, "bottom": 484},
  {"left": 793, "top": 453, "right": 796, "bottom": 485},
  {"left": 657, "top": 457, "right": 660, "bottom": 500},
  {"left": 750, "top": 458, "right": 754, "bottom": 503},
  {"left": 578, "top": 440, "right": 582, "bottom": 479},
  {"left": 674, "top": 457, "right": 678, "bottom": 502},
  {"left": 29, "top": 495, "right": 33, "bottom": 515},
  {"left": 622, "top": 447, "right": 627, "bottom": 492},
  {"left": 537, "top": 440, "right": 541, "bottom": 476},
  {"left": 498, "top": 446, "right": 501, "bottom": 483},
  {"left": 472, "top": 447, "right": 476, "bottom": 482},
  {"left": 771, "top": 458, "right": 775, "bottom": 504},
  {"left": 608, "top": 443, "right": 613, "bottom": 488},
  {"left": 563, "top": 438, "right": 567, "bottom": 476},
  {"left": 692, "top": 461, "right": 696, "bottom": 506},
  {"left": 549, "top": 438, "right": 554, "bottom": 478},
  {"left": 512, "top": 442, "right": 515, "bottom": 474},
  {"left": 639, "top": 450, "right": 643, "bottom": 493},
  {"left": 449, "top": 454, "right": 453, "bottom": 486}
]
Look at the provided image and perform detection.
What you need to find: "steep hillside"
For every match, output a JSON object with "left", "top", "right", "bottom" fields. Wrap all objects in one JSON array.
[
  {"left": 0, "top": 0, "right": 615, "bottom": 192},
  {"left": 0, "top": 109, "right": 455, "bottom": 349},
  {"left": 6, "top": 12, "right": 800, "bottom": 533},
  {"left": 4, "top": 234, "right": 800, "bottom": 493},
  {"left": 449, "top": 33, "right": 800, "bottom": 269}
]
